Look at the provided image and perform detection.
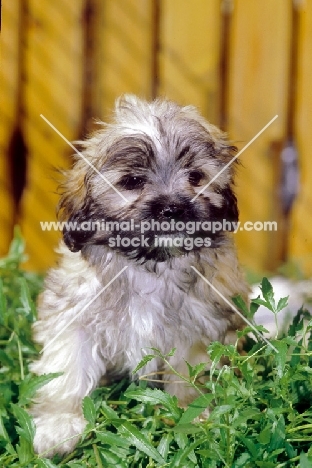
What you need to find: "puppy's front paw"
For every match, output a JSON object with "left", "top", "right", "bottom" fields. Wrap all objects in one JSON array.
[{"left": 33, "top": 413, "right": 86, "bottom": 457}]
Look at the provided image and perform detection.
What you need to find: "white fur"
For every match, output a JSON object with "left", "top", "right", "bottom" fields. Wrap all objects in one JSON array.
[{"left": 30, "top": 240, "right": 248, "bottom": 456}]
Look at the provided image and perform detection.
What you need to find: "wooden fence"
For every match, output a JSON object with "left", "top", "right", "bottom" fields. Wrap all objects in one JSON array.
[{"left": 1, "top": 0, "right": 312, "bottom": 277}]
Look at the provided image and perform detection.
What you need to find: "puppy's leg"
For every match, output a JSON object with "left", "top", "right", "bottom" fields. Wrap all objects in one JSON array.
[{"left": 29, "top": 318, "right": 105, "bottom": 456}]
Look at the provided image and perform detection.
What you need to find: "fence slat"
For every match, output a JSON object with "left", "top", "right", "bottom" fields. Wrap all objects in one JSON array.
[
  {"left": 228, "top": 0, "right": 291, "bottom": 274},
  {"left": 100, "top": 0, "right": 153, "bottom": 117},
  {"left": 18, "top": 0, "right": 83, "bottom": 270},
  {"left": 288, "top": 1, "right": 312, "bottom": 277},
  {"left": 0, "top": 0, "right": 19, "bottom": 255},
  {"left": 160, "top": 0, "right": 220, "bottom": 122}
]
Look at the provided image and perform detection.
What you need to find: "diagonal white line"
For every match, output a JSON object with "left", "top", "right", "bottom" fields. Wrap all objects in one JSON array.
[
  {"left": 40, "top": 266, "right": 128, "bottom": 354},
  {"left": 191, "top": 114, "right": 278, "bottom": 202},
  {"left": 40, "top": 114, "right": 129, "bottom": 203},
  {"left": 191, "top": 266, "right": 278, "bottom": 352}
]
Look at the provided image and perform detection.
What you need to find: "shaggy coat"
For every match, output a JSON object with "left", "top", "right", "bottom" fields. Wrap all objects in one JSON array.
[{"left": 30, "top": 95, "right": 249, "bottom": 456}]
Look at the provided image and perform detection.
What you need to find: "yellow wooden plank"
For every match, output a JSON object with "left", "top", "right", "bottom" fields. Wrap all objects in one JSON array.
[
  {"left": 228, "top": 0, "right": 291, "bottom": 275},
  {"left": 288, "top": 1, "right": 312, "bottom": 276},
  {"left": 0, "top": 0, "right": 19, "bottom": 256},
  {"left": 160, "top": 0, "right": 220, "bottom": 121},
  {"left": 100, "top": 0, "right": 153, "bottom": 116},
  {"left": 19, "top": 0, "right": 84, "bottom": 271}
]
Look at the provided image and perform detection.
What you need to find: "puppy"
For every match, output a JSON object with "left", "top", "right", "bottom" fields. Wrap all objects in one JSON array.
[{"left": 30, "top": 95, "right": 249, "bottom": 456}]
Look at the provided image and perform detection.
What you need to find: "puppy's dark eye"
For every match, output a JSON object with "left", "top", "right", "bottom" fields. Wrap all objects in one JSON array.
[
  {"left": 119, "top": 175, "right": 146, "bottom": 190},
  {"left": 188, "top": 170, "right": 204, "bottom": 187}
]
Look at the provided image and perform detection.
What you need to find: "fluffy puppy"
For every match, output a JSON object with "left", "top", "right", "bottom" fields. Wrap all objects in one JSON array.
[{"left": 30, "top": 95, "right": 249, "bottom": 456}]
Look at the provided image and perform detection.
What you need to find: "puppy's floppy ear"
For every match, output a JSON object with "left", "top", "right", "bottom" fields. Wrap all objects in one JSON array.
[
  {"left": 221, "top": 187, "right": 239, "bottom": 226},
  {"left": 62, "top": 202, "right": 95, "bottom": 252},
  {"left": 57, "top": 163, "right": 94, "bottom": 252},
  {"left": 219, "top": 144, "right": 239, "bottom": 227}
]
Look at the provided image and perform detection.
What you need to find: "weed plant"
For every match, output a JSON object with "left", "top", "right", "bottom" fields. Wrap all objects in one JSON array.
[{"left": 1, "top": 231, "right": 312, "bottom": 467}]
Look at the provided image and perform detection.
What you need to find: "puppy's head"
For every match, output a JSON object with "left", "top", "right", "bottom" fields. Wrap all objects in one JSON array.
[{"left": 59, "top": 95, "right": 239, "bottom": 262}]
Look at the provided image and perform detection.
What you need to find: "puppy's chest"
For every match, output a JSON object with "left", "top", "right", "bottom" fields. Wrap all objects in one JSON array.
[{"left": 126, "top": 270, "right": 198, "bottom": 334}]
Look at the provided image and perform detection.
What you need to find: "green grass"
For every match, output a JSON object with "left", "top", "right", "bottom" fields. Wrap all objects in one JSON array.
[{"left": 1, "top": 230, "right": 312, "bottom": 467}]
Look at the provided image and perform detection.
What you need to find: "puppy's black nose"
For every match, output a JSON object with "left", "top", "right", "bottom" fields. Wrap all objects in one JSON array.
[{"left": 161, "top": 204, "right": 184, "bottom": 219}]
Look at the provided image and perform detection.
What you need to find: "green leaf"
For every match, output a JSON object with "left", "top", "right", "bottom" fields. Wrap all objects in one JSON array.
[
  {"left": 116, "top": 421, "right": 165, "bottom": 464},
  {"left": 210, "top": 405, "right": 233, "bottom": 419},
  {"left": 261, "top": 277, "right": 274, "bottom": 299},
  {"left": 8, "top": 226, "right": 25, "bottom": 257},
  {"left": 276, "top": 296, "right": 289, "bottom": 313},
  {"left": 18, "top": 278, "right": 36, "bottom": 321},
  {"left": 149, "top": 347, "right": 176, "bottom": 358},
  {"left": 232, "top": 408, "right": 261, "bottom": 428},
  {"left": 178, "top": 394, "right": 214, "bottom": 425},
  {"left": 299, "top": 451, "right": 312, "bottom": 468},
  {"left": 101, "top": 401, "right": 120, "bottom": 420},
  {"left": 15, "top": 435, "right": 34, "bottom": 464},
  {"left": 185, "top": 360, "right": 207, "bottom": 380},
  {"left": 239, "top": 435, "right": 259, "bottom": 458},
  {"left": 170, "top": 436, "right": 206, "bottom": 467},
  {"left": 260, "top": 278, "right": 275, "bottom": 311},
  {"left": 272, "top": 341, "right": 288, "bottom": 378},
  {"left": 232, "top": 295, "right": 249, "bottom": 315},
  {"left": 173, "top": 432, "right": 197, "bottom": 463},
  {"left": 0, "top": 415, "right": 16, "bottom": 455},
  {"left": 237, "top": 324, "right": 270, "bottom": 338},
  {"left": 250, "top": 300, "right": 260, "bottom": 316},
  {"left": 207, "top": 341, "right": 225, "bottom": 375},
  {"left": 269, "top": 415, "right": 285, "bottom": 451},
  {"left": 124, "top": 387, "right": 180, "bottom": 420},
  {"left": 290, "top": 344, "right": 302, "bottom": 367},
  {"left": 258, "top": 426, "right": 271, "bottom": 444},
  {"left": 172, "top": 424, "right": 202, "bottom": 434},
  {"left": 285, "top": 440, "right": 296, "bottom": 459},
  {"left": 19, "top": 373, "right": 62, "bottom": 406},
  {"left": 282, "top": 336, "right": 298, "bottom": 346},
  {"left": 252, "top": 298, "right": 274, "bottom": 311},
  {"left": 82, "top": 396, "right": 96, "bottom": 425},
  {"left": 234, "top": 452, "right": 251, "bottom": 467},
  {"left": 96, "top": 448, "right": 125, "bottom": 466},
  {"left": 157, "top": 433, "right": 173, "bottom": 459},
  {"left": 11, "top": 404, "right": 35, "bottom": 444},
  {"left": 165, "top": 347, "right": 177, "bottom": 357},
  {"left": 174, "top": 431, "right": 187, "bottom": 449},
  {"left": 132, "top": 354, "right": 156, "bottom": 374},
  {"left": 288, "top": 307, "right": 307, "bottom": 336},
  {"left": 36, "top": 459, "right": 59, "bottom": 468},
  {"left": 0, "top": 349, "right": 14, "bottom": 367},
  {"left": 0, "top": 280, "right": 7, "bottom": 324},
  {"left": 237, "top": 325, "right": 270, "bottom": 341},
  {"left": 96, "top": 431, "right": 130, "bottom": 448},
  {"left": 0, "top": 415, "right": 10, "bottom": 441}
]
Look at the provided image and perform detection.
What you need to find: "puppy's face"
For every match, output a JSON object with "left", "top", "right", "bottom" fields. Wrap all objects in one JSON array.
[{"left": 59, "top": 96, "right": 238, "bottom": 263}]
